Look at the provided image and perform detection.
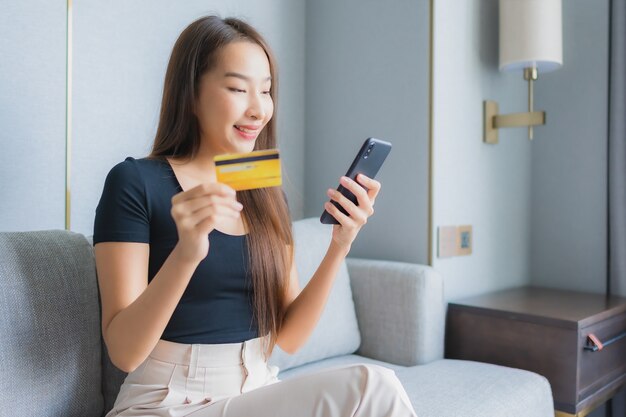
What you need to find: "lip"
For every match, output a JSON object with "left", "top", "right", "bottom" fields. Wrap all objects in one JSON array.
[{"left": 233, "top": 125, "right": 259, "bottom": 140}]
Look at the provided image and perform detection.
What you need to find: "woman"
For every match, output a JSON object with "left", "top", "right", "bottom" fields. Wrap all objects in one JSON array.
[{"left": 94, "top": 15, "right": 417, "bottom": 417}]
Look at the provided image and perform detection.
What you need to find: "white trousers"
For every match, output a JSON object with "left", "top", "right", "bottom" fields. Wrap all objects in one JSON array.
[{"left": 107, "top": 336, "right": 417, "bottom": 417}]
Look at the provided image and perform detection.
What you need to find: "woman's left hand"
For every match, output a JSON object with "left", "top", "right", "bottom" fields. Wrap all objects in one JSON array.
[{"left": 324, "top": 174, "right": 382, "bottom": 253}]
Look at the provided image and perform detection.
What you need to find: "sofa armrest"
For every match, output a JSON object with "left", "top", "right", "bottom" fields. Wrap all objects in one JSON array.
[{"left": 346, "top": 258, "right": 445, "bottom": 366}]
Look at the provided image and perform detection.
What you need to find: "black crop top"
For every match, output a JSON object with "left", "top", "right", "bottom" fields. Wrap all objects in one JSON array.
[{"left": 93, "top": 156, "right": 258, "bottom": 344}]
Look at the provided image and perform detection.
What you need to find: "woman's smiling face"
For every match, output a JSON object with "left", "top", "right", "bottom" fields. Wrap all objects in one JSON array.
[{"left": 194, "top": 41, "right": 274, "bottom": 156}]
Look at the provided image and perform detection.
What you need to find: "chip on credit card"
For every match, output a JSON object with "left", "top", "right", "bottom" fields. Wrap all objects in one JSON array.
[{"left": 214, "top": 149, "right": 282, "bottom": 191}]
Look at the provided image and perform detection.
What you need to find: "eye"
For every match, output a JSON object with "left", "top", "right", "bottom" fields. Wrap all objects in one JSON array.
[
  {"left": 228, "top": 87, "right": 246, "bottom": 93},
  {"left": 262, "top": 90, "right": 271, "bottom": 95}
]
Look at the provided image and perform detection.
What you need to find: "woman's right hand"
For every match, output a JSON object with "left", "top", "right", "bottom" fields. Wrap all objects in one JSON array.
[{"left": 170, "top": 182, "right": 243, "bottom": 264}]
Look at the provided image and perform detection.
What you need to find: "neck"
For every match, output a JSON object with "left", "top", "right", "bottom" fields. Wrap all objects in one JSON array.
[
  {"left": 188, "top": 141, "right": 221, "bottom": 176},
  {"left": 167, "top": 150, "right": 217, "bottom": 184}
]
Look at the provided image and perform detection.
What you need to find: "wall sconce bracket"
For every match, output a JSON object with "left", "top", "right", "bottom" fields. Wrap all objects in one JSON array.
[{"left": 483, "top": 100, "right": 546, "bottom": 144}]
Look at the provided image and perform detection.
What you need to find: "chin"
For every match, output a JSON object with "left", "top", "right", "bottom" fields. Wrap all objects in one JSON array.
[
  {"left": 223, "top": 141, "right": 254, "bottom": 155},
  {"left": 238, "top": 142, "right": 257, "bottom": 153}
]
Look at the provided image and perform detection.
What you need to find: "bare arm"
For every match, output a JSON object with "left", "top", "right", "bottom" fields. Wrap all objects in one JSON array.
[
  {"left": 276, "top": 241, "right": 348, "bottom": 354},
  {"left": 277, "top": 174, "right": 382, "bottom": 354},
  {"left": 97, "top": 182, "right": 242, "bottom": 373},
  {"left": 96, "top": 243, "right": 200, "bottom": 372}
]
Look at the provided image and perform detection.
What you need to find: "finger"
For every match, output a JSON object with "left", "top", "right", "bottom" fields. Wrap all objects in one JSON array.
[
  {"left": 188, "top": 204, "right": 241, "bottom": 228},
  {"left": 196, "top": 213, "right": 239, "bottom": 236},
  {"left": 171, "top": 196, "right": 240, "bottom": 222},
  {"left": 326, "top": 188, "right": 369, "bottom": 224},
  {"left": 339, "top": 176, "right": 373, "bottom": 212},
  {"left": 324, "top": 201, "right": 356, "bottom": 228},
  {"left": 172, "top": 182, "right": 236, "bottom": 204},
  {"left": 339, "top": 176, "right": 369, "bottom": 205},
  {"left": 356, "top": 174, "right": 381, "bottom": 200},
  {"left": 178, "top": 195, "right": 242, "bottom": 215}
]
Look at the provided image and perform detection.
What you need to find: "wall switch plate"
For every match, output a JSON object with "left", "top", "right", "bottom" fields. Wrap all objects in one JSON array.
[
  {"left": 438, "top": 225, "right": 473, "bottom": 258},
  {"left": 437, "top": 226, "right": 457, "bottom": 258}
]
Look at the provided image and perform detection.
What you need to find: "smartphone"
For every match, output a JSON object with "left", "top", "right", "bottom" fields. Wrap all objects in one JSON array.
[{"left": 320, "top": 137, "right": 392, "bottom": 225}]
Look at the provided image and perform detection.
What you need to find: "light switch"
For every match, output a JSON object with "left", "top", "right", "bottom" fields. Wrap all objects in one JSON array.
[{"left": 457, "top": 225, "right": 472, "bottom": 256}]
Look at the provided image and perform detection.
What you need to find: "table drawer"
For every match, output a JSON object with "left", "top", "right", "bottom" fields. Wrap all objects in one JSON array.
[{"left": 579, "top": 312, "right": 626, "bottom": 400}]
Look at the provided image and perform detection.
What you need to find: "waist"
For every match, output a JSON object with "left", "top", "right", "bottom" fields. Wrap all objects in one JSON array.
[{"left": 149, "top": 335, "right": 268, "bottom": 368}]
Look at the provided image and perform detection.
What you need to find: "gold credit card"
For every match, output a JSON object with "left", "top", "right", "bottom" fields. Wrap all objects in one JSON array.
[{"left": 214, "top": 149, "right": 282, "bottom": 191}]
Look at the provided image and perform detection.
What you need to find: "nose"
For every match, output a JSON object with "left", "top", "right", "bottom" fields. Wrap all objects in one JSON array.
[{"left": 246, "top": 92, "right": 266, "bottom": 120}]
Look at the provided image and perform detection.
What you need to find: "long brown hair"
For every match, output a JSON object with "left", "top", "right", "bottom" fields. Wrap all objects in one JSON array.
[{"left": 148, "top": 16, "right": 293, "bottom": 356}]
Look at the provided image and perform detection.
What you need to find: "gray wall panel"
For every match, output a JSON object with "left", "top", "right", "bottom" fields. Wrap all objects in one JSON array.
[
  {"left": 304, "top": 0, "right": 430, "bottom": 264},
  {"left": 72, "top": 1, "right": 306, "bottom": 236},
  {"left": 530, "top": 0, "right": 609, "bottom": 294},
  {"left": 0, "top": 1, "right": 67, "bottom": 231}
]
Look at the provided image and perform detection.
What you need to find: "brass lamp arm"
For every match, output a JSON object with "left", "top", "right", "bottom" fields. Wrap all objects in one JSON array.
[{"left": 483, "top": 67, "right": 547, "bottom": 144}]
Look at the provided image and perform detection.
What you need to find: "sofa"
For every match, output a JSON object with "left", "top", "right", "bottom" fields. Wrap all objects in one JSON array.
[{"left": 0, "top": 217, "right": 554, "bottom": 416}]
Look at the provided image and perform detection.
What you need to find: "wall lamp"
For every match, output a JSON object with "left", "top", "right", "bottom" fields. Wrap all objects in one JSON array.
[{"left": 484, "top": 0, "right": 563, "bottom": 144}]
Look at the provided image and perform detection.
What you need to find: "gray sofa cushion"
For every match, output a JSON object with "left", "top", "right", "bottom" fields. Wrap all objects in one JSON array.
[
  {"left": 0, "top": 231, "right": 104, "bottom": 417},
  {"left": 83, "top": 235, "right": 126, "bottom": 415},
  {"left": 347, "top": 258, "right": 445, "bottom": 366},
  {"left": 396, "top": 359, "right": 554, "bottom": 417},
  {"left": 281, "top": 356, "right": 554, "bottom": 417},
  {"left": 269, "top": 218, "right": 361, "bottom": 371},
  {"left": 102, "top": 340, "right": 126, "bottom": 415},
  {"left": 279, "top": 353, "right": 406, "bottom": 380}
]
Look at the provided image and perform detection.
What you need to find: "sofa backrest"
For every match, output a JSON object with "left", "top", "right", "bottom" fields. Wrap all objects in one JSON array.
[
  {"left": 268, "top": 218, "right": 361, "bottom": 371},
  {"left": 0, "top": 230, "right": 104, "bottom": 417}
]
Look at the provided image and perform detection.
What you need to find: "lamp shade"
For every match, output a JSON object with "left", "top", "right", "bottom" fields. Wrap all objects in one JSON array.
[{"left": 499, "top": 0, "right": 563, "bottom": 73}]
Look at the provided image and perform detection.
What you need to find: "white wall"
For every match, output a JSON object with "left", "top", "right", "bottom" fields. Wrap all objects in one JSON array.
[
  {"left": 432, "top": 0, "right": 531, "bottom": 301},
  {"left": 0, "top": 1, "right": 67, "bottom": 232},
  {"left": 304, "top": 0, "right": 431, "bottom": 264},
  {"left": 1, "top": 1, "right": 306, "bottom": 233}
]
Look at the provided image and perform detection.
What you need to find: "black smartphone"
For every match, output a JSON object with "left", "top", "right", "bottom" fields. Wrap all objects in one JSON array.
[{"left": 320, "top": 137, "right": 392, "bottom": 225}]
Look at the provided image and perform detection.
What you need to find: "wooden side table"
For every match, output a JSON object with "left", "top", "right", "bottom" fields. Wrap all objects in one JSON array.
[{"left": 445, "top": 286, "right": 626, "bottom": 417}]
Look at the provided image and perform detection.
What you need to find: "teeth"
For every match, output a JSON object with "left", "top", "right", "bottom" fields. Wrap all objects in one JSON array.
[{"left": 236, "top": 126, "right": 255, "bottom": 133}]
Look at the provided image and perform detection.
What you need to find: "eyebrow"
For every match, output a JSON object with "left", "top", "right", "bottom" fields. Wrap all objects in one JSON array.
[{"left": 224, "top": 72, "right": 272, "bottom": 82}]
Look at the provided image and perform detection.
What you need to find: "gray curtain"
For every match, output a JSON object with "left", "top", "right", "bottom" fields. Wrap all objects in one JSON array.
[{"left": 608, "top": 0, "right": 626, "bottom": 416}]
